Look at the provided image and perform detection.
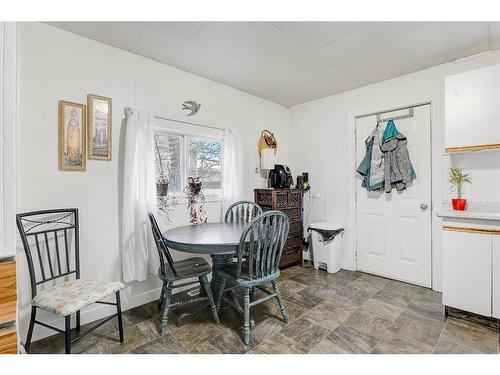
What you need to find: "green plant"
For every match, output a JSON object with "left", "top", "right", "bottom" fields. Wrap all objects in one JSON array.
[{"left": 449, "top": 168, "right": 471, "bottom": 199}]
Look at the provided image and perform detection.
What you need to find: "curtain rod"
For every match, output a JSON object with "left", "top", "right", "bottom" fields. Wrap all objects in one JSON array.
[{"left": 153, "top": 115, "right": 224, "bottom": 132}]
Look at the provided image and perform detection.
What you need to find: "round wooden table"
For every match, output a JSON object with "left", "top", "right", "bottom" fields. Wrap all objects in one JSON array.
[{"left": 163, "top": 222, "right": 248, "bottom": 326}]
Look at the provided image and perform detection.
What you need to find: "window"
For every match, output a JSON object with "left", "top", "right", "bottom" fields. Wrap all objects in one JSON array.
[{"left": 154, "top": 129, "right": 223, "bottom": 198}]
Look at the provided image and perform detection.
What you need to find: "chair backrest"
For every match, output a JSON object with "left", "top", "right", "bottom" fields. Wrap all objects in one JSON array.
[
  {"left": 16, "top": 209, "right": 80, "bottom": 298},
  {"left": 235, "top": 211, "right": 289, "bottom": 281},
  {"left": 224, "top": 201, "right": 263, "bottom": 224},
  {"left": 148, "top": 213, "right": 177, "bottom": 277}
]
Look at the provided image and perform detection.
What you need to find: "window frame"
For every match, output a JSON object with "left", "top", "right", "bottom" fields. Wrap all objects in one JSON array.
[{"left": 153, "top": 126, "right": 224, "bottom": 202}]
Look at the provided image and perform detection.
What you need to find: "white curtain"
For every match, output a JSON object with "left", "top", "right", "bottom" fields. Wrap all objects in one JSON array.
[
  {"left": 121, "top": 108, "right": 157, "bottom": 282},
  {"left": 222, "top": 129, "right": 245, "bottom": 212}
]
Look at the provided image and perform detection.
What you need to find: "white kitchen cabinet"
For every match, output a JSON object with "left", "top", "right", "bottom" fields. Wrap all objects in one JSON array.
[
  {"left": 445, "top": 63, "right": 500, "bottom": 152},
  {"left": 493, "top": 236, "right": 500, "bottom": 319},
  {"left": 443, "top": 229, "right": 492, "bottom": 316}
]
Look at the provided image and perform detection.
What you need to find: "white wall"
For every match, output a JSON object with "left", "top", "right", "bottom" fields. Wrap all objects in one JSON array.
[
  {"left": 289, "top": 49, "right": 500, "bottom": 292},
  {"left": 16, "top": 22, "right": 289, "bottom": 341}
]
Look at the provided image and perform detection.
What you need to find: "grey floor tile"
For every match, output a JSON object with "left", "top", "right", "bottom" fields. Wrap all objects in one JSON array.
[
  {"left": 96, "top": 324, "right": 149, "bottom": 354},
  {"left": 371, "top": 289, "right": 412, "bottom": 308},
  {"left": 438, "top": 318, "right": 498, "bottom": 354},
  {"left": 280, "top": 317, "right": 331, "bottom": 350},
  {"left": 171, "top": 319, "right": 223, "bottom": 351},
  {"left": 130, "top": 335, "right": 186, "bottom": 354},
  {"left": 112, "top": 305, "right": 152, "bottom": 330},
  {"left": 389, "top": 312, "right": 444, "bottom": 347},
  {"left": 336, "top": 285, "right": 373, "bottom": 306},
  {"left": 434, "top": 338, "right": 484, "bottom": 354},
  {"left": 25, "top": 267, "right": 500, "bottom": 355},
  {"left": 360, "top": 298, "right": 405, "bottom": 322},
  {"left": 372, "top": 330, "right": 435, "bottom": 354},
  {"left": 301, "top": 296, "right": 357, "bottom": 331},
  {"left": 343, "top": 309, "right": 393, "bottom": 339},
  {"left": 310, "top": 325, "right": 379, "bottom": 354},
  {"left": 249, "top": 333, "right": 309, "bottom": 354},
  {"left": 209, "top": 327, "right": 261, "bottom": 354}
]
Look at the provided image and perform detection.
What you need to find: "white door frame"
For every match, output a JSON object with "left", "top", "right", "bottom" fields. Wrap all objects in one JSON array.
[{"left": 345, "top": 95, "right": 444, "bottom": 291}]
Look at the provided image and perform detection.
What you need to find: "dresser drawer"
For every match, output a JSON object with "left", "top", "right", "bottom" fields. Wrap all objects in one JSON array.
[
  {"left": 0, "top": 327, "right": 16, "bottom": 354},
  {"left": 0, "top": 261, "right": 16, "bottom": 324},
  {"left": 284, "top": 235, "right": 302, "bottom": 249},
  {"left": 280, "top": 247, "right": 301, "bottom": 268},
  {"left": 288, "top": 221, "right": 302, "bottom": 237},
  {"left": 255, "top": 190, "right": 273, "bottom": 207},
  {"left": 281, "top": 208, "right": 301, "bottom": 223}
]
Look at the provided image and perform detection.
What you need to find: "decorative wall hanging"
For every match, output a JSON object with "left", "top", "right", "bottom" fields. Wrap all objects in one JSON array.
[
  {"left": 258, "top": 129, "right": 277, "bottom": 170},
  {"left": 181, "top": 101, "right": 201, "bottom": 116},
  {"left": 87, "top": 94, "right": 112, "bottom": 160},
  {"left": 58, "top": 100, "right": 87, "bottom": 171},
  {"left": 184, "top": 177, "right": 207, "bottom": 224}
]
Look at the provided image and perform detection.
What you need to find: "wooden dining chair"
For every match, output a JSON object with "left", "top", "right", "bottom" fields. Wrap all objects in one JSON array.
[
  {"left": 148, "top": 213, "right": 219, "bottom": 335},
  {"left": 224, "top": 201, "right": 263, "bottom": 224},
  {"left": 216, "top": 211, "right": 290, "bottom": 345},
  {"left": 16, "top": 208, "right": 125, "bottom": 354}
]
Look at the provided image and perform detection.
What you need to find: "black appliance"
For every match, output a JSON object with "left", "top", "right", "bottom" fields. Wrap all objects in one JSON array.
[{"left": 268, "top": 164, "right": 293, "bottom": 188}]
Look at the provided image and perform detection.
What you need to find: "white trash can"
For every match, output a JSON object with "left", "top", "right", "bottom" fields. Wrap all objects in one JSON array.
[{"left": 309, "top": 222, "right": 344, "bottom": 274}]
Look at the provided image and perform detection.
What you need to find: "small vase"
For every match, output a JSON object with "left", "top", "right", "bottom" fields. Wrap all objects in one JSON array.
[{"left": 452, "top": 198, "right": 467, "bottom": 211}]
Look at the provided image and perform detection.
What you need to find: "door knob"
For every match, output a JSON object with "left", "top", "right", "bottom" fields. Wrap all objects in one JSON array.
[{"left": 420, "top": 203, "right": 428, "bottom": 210}]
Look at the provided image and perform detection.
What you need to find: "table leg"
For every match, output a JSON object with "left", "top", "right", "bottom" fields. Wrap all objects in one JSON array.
[{"left": 210, "top": 254, "right": 234, "bottom": 293}]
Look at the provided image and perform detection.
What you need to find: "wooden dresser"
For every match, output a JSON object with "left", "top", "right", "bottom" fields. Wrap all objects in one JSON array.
[
  {"left": 254, "top": 188, "right": 303, "bottom": 268},
  {"left": 0, "top": 258, "right": 17, "bottom": 354}
]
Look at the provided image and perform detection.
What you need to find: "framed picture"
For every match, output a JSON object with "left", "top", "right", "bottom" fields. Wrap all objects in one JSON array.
[
  {"left": 87, "top": 94, "right": 112, "bottom": 160},
  {"left": 58, "top": 100, "right": 86, "bottom": 171}
]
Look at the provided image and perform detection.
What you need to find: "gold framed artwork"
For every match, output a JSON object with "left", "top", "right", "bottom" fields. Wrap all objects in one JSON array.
[
  {"left": 87, "top": 94, "right": 112, "bottom": 160},
  {"left": 58, "top": 100, "right": 87, "bottom": 171}
]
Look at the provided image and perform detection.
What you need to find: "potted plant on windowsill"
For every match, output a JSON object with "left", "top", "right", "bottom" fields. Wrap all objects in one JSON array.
[{"left": 449, "top": 168, "right": 471, "bottom": 211}]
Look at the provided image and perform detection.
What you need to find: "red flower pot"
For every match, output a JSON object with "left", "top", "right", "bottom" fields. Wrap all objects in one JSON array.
[{"left": 452, "top": 198, "right": 467, "bottom": 211}]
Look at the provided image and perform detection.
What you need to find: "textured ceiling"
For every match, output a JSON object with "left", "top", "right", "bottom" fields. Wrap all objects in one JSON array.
[{"left": 48, "top": 22, "right": 500, "bottom": 106}]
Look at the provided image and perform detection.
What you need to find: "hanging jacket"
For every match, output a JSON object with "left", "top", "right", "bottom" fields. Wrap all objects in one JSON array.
[
  {"left": 380, "top": 121, "right": 416, "bottom": 193},
  {"left": 356, "top": 126, "right": 384, "bottom": 191},
  {"left": 369, "top": 124, "right": 384, "bottom": 187}
]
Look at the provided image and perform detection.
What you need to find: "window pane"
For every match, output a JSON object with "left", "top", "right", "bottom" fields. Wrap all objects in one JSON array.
[
  {"left": 154, "top": 132, "right": 182, "bottom": 195},
  {"left": 187, "top": 137, "right": 222, "bottom": 191}
]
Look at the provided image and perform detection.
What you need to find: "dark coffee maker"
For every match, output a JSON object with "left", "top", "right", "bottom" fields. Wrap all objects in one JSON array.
[{"left": 268, "top": 164, "right": 293, "bottom": 188}]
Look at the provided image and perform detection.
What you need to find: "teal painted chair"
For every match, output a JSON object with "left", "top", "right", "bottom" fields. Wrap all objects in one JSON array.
[
  {"left": 148, "top": 213, "right": 219, "bottom": 336},
  {"left": 216, "top": 211, "right": 290, "bottom": 345},
  {"left": 224, "top": 200, "right": 263, "bottom": 224}
]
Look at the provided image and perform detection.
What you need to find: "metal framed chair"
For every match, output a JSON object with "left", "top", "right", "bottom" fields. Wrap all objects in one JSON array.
[
  {"left": 16, "top": 208, "right": 125, "bottom": 354},
  {"left": 216, "top": 211, "right": 290, "bottom": 345},
  {"left": 148, "top": 213, "right": 219, "bottom": 335},
  {"left": 224, "top": 201, "right": 263, "bottom": 224}
]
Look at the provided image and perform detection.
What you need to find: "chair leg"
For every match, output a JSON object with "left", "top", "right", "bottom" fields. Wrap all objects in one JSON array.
[
  {"left": 249, "top": 286, "right": 255, "bottom": 301},
  {"left": 216, "top": 277, "right": 227, "bottom": 314},
  {"left": 160, "top": 282, "right": 172, "bottom": 336},
  {"left": 76, "top": 311, "right": 81, "bottom": 331},
  {"left": 158, "top": 282, "right": 166, "bottom": 310},
  {"left": 116, "top": 291, "right": 124, "bottom": 343},
  {"left": 271, "top": 280, "right": 288, "bottom": 323},
  {"left": 64, "top": 316, "right": 71, "bottom": 354},
  {"left": 243, "top": 287, "right": 250, "bottom": 345},
  {"left": 24, "top": 306, "right": 37, "bottom": 353},
  {"left": 200, "top": 276, "right": 219, "bottom": 324}
]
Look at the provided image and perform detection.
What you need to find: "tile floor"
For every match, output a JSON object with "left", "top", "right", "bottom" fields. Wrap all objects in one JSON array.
[{"left": 30, "top": 265, "right": 500, "bottom": 354}]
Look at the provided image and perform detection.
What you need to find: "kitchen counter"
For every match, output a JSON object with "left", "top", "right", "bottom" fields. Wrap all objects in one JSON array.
[{"left": 438, "top": 201, "right": 500, "bottom": 221}]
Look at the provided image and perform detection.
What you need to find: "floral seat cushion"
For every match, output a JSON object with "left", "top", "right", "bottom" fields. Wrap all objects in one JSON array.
[{"left": 32, "top": 280, "right": 125, "bottom": 317}]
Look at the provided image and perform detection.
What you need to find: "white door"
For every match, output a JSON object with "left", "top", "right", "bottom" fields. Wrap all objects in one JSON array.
[{"left": 355, "top": 104, "right": 432, "bottom": 287}]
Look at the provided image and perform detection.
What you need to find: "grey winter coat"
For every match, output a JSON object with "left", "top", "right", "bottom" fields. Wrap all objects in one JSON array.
[{"left": 380, "top": 132, "right": 415, "bottom": 193}]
